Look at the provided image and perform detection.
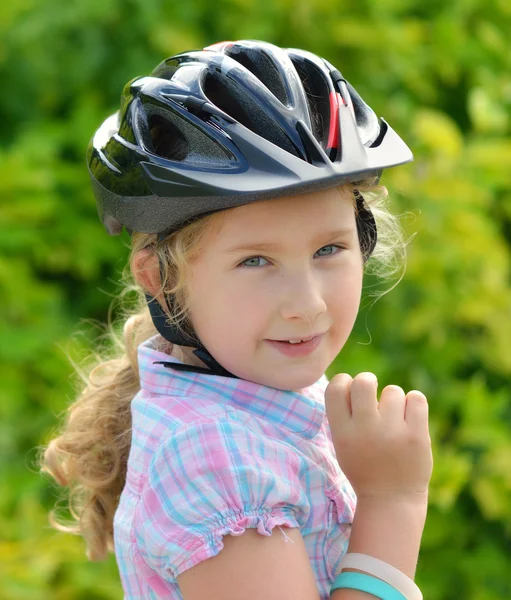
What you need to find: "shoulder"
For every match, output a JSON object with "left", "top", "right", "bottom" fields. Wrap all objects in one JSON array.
[
  {"left": 147, "top": 417, "right": 307, "bottom": 492},
  {"left": 134, "top": 417, "right": 312, "bottom": 580}
]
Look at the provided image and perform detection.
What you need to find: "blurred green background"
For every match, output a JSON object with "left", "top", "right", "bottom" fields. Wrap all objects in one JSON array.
[{"left": 1, "top": 0, "right": 511, "bottom": 598}]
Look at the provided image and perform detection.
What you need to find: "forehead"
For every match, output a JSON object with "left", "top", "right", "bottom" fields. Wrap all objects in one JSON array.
[{"left": 212, "top": 187, "right": 356, "bottom": 244}]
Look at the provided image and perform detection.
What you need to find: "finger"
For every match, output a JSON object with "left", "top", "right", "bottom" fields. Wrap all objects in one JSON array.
[
  {"left": 325, "top": 373, "right": 353, "bottom": 425},
  {"left": 378, "top": 385, "right": 406, "bottom": 423},
  {"left": 404, "top": 391, "right": 429, "bottom": 433},
  {"left": 350, "top": 372, "right": 379, "bottom": 421}
]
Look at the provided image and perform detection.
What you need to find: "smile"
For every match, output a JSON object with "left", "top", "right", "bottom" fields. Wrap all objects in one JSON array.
[{"left": 265, "top": 334, "right": 324, "bottom": 357}]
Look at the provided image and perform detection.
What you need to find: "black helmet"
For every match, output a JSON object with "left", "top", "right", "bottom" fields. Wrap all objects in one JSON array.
[{"left": 87, "top": 40, "right": 413, "bottom": 377}]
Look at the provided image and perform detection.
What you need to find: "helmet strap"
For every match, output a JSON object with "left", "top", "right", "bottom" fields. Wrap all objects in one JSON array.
[
  {"left": 355, "top": 190, "right": 378, "bottom": 261},
  {"left": 145, "top": 291, "right": 237, "bottom": 378}
]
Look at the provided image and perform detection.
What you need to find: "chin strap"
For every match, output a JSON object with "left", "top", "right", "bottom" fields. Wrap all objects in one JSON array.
[
  {"left": 153, "top": 354, "right": 237, "bottom": 378},
  {"left": 145, "top": 191, "right": 377, "bottom": 378},
  {"left": 355, "top": 190, "right": 378, "bottom": 261},
  {"left": 145, "top": 292, "right": 238, "bottom": 378}
]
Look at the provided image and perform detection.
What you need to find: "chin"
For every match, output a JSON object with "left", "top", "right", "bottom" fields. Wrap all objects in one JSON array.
[
  {"left": 247, "top": 365, "right": 325, "bottom": 392},
  {"left": 216, "top": 351, "right": 329, "bottom": 391}
]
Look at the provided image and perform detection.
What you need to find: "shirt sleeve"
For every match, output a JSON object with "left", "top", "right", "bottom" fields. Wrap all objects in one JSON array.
[{"left": 134, "top": 418, "right": 311, "bottom": 581}]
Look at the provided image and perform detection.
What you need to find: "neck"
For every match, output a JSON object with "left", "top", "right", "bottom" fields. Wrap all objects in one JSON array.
[{"left": 171, "top": 343, "right": 207, "bottom": 368}]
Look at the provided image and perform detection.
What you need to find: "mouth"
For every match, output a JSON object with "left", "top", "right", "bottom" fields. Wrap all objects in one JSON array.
[
  {"left": 265, "top": 333, "right": 324, "bottom": 357},
  {"left": 269, "top": 333, "right": 325, "bottom": 344}
]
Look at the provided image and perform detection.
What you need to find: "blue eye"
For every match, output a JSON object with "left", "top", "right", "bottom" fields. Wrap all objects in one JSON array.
[
  {"left": 239, "top": 256, "right": 270, "bottom": 268},
  {"left": 315, "top": 245, "right": 343, "bottom": 257},
  {"left": 237, "top": 245, "right": 344, "bottom": 268}
]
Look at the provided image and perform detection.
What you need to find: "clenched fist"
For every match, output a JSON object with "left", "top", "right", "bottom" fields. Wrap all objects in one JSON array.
[{"left": 325, "top": 372, "right": 433, "bottom": 501}]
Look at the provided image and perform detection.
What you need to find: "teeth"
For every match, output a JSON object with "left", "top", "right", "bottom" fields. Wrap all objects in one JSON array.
[{"left": 288, "top": 337, "right": 313, "bottom": 344}]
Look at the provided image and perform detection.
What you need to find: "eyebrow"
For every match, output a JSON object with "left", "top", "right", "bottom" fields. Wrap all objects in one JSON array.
[{"left": 225, "top": 228, "right": 355, "bottom": 254}]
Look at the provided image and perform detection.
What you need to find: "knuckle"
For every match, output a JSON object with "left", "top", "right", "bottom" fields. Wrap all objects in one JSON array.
[
  {"left": 381, "top": 384, "right": 405, "bottom": 396},
  {"left": 326, "top": 374, "right": 352, "bottom": 398},
  {"left": 331, "top": 373, "right": 353, "bottom": 386},
  {"left": 407, "top": 390, "right": 428, "bottom": 403},
  {"left": 353, "top": 372, "right": 378, "bottom": 387}
]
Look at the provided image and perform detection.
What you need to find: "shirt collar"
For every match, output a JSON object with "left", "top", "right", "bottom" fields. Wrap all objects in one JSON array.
[{"left": 138, "top": 335, "right": 328, "bottom": 438}]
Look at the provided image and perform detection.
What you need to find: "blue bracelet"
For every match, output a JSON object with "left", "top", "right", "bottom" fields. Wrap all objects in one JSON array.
[{"left": 331, "top": 572, "right": 408, "bottom": 600}]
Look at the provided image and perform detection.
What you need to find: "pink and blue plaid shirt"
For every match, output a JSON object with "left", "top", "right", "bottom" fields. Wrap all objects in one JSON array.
[{"left": 114, "top": 334, "right": 356, "bottom": 599}]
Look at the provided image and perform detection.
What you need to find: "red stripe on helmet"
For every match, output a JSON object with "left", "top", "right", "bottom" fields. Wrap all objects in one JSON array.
[
  {"left": 204, "top": 41, "right": 235, "bottom": 52},
  {"left": 326, "top": 91, "right": 340, "bottom": 149}
]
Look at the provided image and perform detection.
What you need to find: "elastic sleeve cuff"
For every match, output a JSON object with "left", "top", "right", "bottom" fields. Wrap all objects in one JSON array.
[{"left": 171, "top": 507, "right": 299, "bottom": 578}]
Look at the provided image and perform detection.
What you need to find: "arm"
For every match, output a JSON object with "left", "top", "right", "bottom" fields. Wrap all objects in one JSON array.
[
  {"left": 331, "top": 496, "right": 428, "bottom": 599},
  {"left": 177, "top": 527, "right": 321, "bottom": 600},
  {"left": 177, "top": 495, "right": 427, "bottom": 600},
  {"left": 324, "top": 372, "right": 433, "bottom": 599}
]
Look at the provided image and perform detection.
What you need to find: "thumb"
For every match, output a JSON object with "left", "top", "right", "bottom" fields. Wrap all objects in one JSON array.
[{"left": 325, "top": 373, "right": 353, "bottom": 428}]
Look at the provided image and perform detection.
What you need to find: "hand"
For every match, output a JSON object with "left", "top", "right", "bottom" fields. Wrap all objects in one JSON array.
[{"left": 325, "top": 372, "right": 433, "bottom": 501}]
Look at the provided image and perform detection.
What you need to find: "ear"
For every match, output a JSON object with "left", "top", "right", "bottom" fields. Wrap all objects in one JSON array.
[{"left": 132, "top": 248, "right": 162, "bottom": 298}]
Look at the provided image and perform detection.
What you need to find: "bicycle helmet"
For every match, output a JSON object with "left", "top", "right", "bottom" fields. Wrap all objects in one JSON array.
[{"left": 87, "top": 40, "right": 413, "bottom": 377}]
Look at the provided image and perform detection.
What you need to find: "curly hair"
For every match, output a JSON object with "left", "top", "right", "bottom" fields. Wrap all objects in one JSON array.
[{"left": 38, "top": 180, "right": 407, "bottom": 561}]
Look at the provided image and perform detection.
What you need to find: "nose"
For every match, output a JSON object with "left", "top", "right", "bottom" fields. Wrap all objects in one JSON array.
[{"left": 278, "top": 269, "right": 327, "bottom": 323}]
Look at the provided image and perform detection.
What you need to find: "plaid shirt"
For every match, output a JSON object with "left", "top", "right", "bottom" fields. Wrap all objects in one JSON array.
[{"left": 114, "top": 335, "right": 356, "bottom": 599}]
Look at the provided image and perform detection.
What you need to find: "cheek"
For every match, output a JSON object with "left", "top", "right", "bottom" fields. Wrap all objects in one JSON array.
[
  {"left": 328, "top": 268, "right": 363, "bottom": 315},
  {"left": 217, "top": 281, "right": 268, "bottom": 333},
  {"left": 187, "top": 268, "right": 265, "bottom": 338}
]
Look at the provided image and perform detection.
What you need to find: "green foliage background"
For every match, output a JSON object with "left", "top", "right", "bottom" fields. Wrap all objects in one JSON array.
[{"left": 1, "top": 0, "right": 510, "bottom": 598}]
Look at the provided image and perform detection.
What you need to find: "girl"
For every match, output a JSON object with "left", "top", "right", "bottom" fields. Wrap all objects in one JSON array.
[{"left": 41, "top": 40, "right": 433, "bottom": 599}]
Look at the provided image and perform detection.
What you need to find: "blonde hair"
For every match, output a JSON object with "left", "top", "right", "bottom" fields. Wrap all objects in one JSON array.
[{"left": 38, "top": 180, "right": 407, "bottom": 561}]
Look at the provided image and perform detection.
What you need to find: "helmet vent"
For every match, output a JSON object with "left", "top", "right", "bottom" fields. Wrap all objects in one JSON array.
[
  {"left": 143, "top": 102, "right": 234, "bottom": 166},
  {"left": 203, "top": 74, "right": 252, "bottom": 130},
  {"left": 151, "top": 57, "right": 180, "bottom": 80},
  {"left": 203, "top": 72, "right": 300, "bottom": 157},
  {"left": 345, "top": 82, "right": 381, "bottom": 146},
  {"left": 148, "top": 114, "right": 189, "bottom": 161},
  {"left": 290, "top": 58, "right": 330, "bottom": 149},
  {"left": 224, "top": 46, "right": 289, "bottom": 105}
]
